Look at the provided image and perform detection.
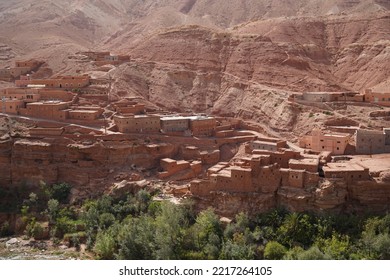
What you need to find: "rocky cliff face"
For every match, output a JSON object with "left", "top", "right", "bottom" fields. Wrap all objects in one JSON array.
[
  {"left": 194, "top": 178, "right": 390, "bottom": 217},
  {"left": 0, "top": 137, "right": 176, "bottom": 196}
]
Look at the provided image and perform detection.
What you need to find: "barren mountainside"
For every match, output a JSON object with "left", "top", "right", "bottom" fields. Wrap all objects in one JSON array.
[{"left": 0, "top": 0, "right": 389, "bottom": 137}]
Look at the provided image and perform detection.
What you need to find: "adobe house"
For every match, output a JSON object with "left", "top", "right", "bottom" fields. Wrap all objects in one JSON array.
[
  {"left": 1, "top": 87, "right": 75, "bottom": 102},
  {"left": 355, "top": 128, "right": 390, "bottom": 154},
  {"left": 160, "top": 116, "right": 190, "bottom": 133},
  {"left": 16, "top": 75, "right": 90, "bottom": 89},
  {"left": 1, "top": 88, "right": 41, "bottom": 102},
  {"left": 68, "top": 109, "right": 102, "bottom": 121},
  {"left": 0, "top": 59, "right": 44, "bottom": 81},
  {"left": 251, "top": 149, "right": 301, "bottom": 168},
  {"left": 299, "top": 128, "right": 350, "bottom": 155},
  {"left": 2, "top": 99, "right": 25, "bottom": 114},
  {"left": 158, "top": 158, "right": 202, "bottom": 180},
  {"left": 19, "top": 101, "right": 70, "bottom": 120},
  {"left": 15, "top": 59, "right": 44, "bottom": 69},
  {"left": 112, "top": 100, "right": 145, "bottom": 115},
  {"left": 114, "top": 114, "right": 161, "bottom": 133},
  {"left": 322, "top": 162, "right": 370, "bottom": 183},
  {"left": 289, "top": 158, "right": 319, "bottom": 173},
  {"left": 302, "top": 92, "right": 363, "bottom": 102},
  {"left": 364, "top": 89, "right": 390, "bottom": 106},
  {"left": 246, "top": 137, "right": 287, "bottom": 153},
  {"left": 189, "top": 116, "right": 216, "bottom": 136}
]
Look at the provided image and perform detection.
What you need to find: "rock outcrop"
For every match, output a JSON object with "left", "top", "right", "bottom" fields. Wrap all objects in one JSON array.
[{"left": 0, "top": 137, "right": 176, "bottom": 196}]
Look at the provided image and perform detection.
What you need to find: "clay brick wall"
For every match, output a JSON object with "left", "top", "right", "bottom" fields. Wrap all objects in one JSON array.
[
  {"left": 158, "top": 158, "right": 193, "bottom": 179},
  {"left": 249, "top": 140, "right": 278, "bottom": 151},
  {"left": 230, "top": 167, "right": 253, "bottom": 192},
  {"left": 356, "top": 129, "right": 386, "bottom": 154},
  {"left": 200, "top": 150, "right": 220, "bottom": 165},
  {"left": 161, "top": 118, "right": 190, "bottom": 132},
  {"left": 181, "top": 146, "right": 200, "bottom": 160},
  {"left": 29, "top": 128, "right": 64, "bottom": 136},
  {"left": 213, "top": 173, "right": 233, "bottom": 191},
  {"left": 190, "top": 118, "right": 216, "bottom": 136},
  {"left": 323, "top": 164, "right": 370, "bottom": 184},
  {"left": 9, "top": 67, "right": 31, "bottom": 78},
  {"left": 289, "top": 158, "right": 319, "bottom": 173},
  {"left": 116, "top": 104, "right": 145, "bottom": 114},
  {"left": 270, "top": 149, "right": 301, "bottom": 168},
  {"left": 68, "top": 110, "right": 101, "bottom": 121},
  {"left": 114, "top": 115, "right": 161, "bottom": 133},
  {"left": 39, "top": 90, "right": 75, "bottom": 102},
  {"left": 364, "top": 89, "right": 390, "bottom": 106},
  {"left": 300, "top": 129, "right": 349, "bottom": 155},
  {"left": 3, "top": 100, "right": 25, "bottom": 114},
  {"left": 190, "top": 180, "right": 213, "bottom": 196},
  {"left": 288, "top": 170, "right": 305, "bottom": 188},
  {"left": 20, "top": 102, "right": 70, "bottom": 120},
  {"left": 1, "top": 88, "right": 41, "bottom": 102},
  {"left": 16, "top": 75, "right": 90, "bottom": 89},
  {"left": 190, "top": 161, "right": 202, "bottom": 174},
  {"left": 15, "top": 60, "right": 43, "bottom": 68},
  {"left": 253, "top": 165, "right": 281, "bottom": 193},
  {"left": 160, "top": 158, "right": 177, "bottom": 171}
]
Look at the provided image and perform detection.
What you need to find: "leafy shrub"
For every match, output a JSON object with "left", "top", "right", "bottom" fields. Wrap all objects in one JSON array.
[
  {"left": 44, "top": 183, "right": 72, "bottom": 204},
  {"left": 0, "top": 221, "right": 12, "bottom": 237},
  {"left": 94, "top": 231, "right": 117, "bottom": 259},
  {"left": 264, "top": 241, "right": 287, "bottom": 260}
]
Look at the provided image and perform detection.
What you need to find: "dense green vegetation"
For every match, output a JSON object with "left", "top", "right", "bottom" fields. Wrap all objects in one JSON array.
[{"left": 0, "top": 184, "right": 389, "bottom": 260}]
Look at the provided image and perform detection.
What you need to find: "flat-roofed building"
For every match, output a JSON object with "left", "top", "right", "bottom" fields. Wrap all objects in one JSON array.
[
  {"left": 19, "top": 101, "right": 70, "bottom": 120},
  {"left": 114, "top": 114, "right": 161, "bottom": 133},
  {"left": 189, "top": 116, "right": 216, "bottom": 136},
  {"left": 68, "top": 110, "right": 102, "bottom": 121},
  {"left": 249, "top": 140, "right": 278, "bottom": 152},
  {"left": 2, "top": 99, "right": 25, "bottom": 114},
  {"left": 160, "top": 116, "right": 190, "bottom": 133},
  {"left": 355, "top": 128, "right": 390, "bottom": 154},
  {"left": 322, "top": 162, "right": 370, "bottom": 183},
  {"left": 289, "top": 158, "right": 319, "bottom": 173},
  {"left": 299, "top": 128, "right": 350, "bottom": 155},
  {"left": 16, "top": 75, "right": 90, "bottom": 89},
  {"left": 364, "top": 89, "right": 390, "bottom": 106}
]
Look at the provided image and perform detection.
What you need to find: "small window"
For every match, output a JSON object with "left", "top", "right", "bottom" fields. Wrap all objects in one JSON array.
[
  {"left": 322, "top": 146, "right": 325, "bottom": 149},
  {"left": 337, "top": 147, "right": 340, "bottom": 150}
]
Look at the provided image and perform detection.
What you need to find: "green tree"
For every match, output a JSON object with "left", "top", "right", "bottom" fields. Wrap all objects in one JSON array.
[
  {"left": 220, "top": 233, "right": 255, "bottom": 260},
  {"left": 264, "top": 241, "right": 287, "bottom": 260},
  {"left": 154, "top": 202, "right": 188, "bottom": 259},
  {"left": 94, "top": 230, "right": 117, "bottom": 259},
  {"left": 44, "top": 183, "right": 72, "bottom": 204},
  {"left": 315, "top": 233, "right": 350, "bottom": 259},
  {"left": 277, "top": 213, "right": 315, "bottom": 247},
  {"left": 117, "top": 216, "right": 156, "bottom": 259},
  {"left": 47, "top": 199, "right": 59, "bottom": 224},
  {"left": 297, "top": 246, "right": 330, "bottom": 260}
]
